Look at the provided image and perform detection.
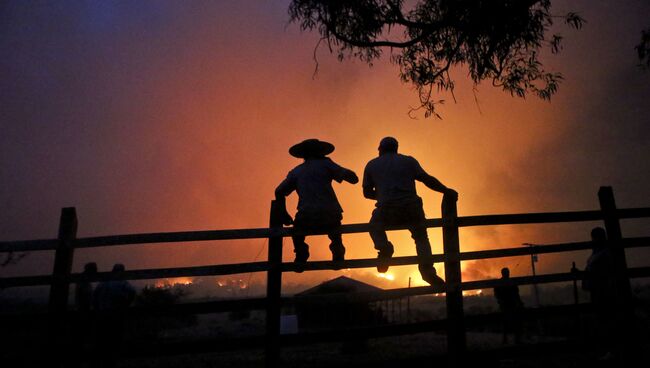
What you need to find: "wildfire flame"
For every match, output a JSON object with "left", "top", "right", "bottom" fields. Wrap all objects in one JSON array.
[
  {"left": 155, "top": 277, "right": 194, "bottom": 288},
  {"left": 462, "top": 289, "right": 483, "bottom": 296},
  {"left": 215, "top": 278, "right": 249, "bottom": 289}
]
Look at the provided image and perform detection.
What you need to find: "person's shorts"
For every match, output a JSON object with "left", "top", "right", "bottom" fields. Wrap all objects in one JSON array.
[
  {"left": 294, "top": 210, "right": 342, "bottom": 233},
  {"left": 371, "top": 197, "right": 426, "bottom": 227}
]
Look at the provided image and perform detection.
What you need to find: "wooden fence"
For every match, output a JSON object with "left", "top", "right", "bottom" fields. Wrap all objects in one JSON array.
[{"left": 1, "top": 186, "right": 650, "bottom": 367}]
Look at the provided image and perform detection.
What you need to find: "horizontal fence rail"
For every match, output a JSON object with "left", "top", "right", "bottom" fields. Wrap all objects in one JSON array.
[
  {"left": 3, "top": 237, "right": 649, "bottom": 289},
  {"left": 3, "top": 207, "right": 649, "bottom": 252},
  {"left": 1, "top": 187, "right": 649, "bottom": 367}
]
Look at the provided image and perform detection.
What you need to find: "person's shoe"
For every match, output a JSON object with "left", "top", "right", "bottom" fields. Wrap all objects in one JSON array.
[
  {"left": 294, "top": 250, "right": 309, "bottom": 273},
  {"left": 377, "top": 242, "right": 394, "bottom": 273},
  {"left": 421, "top": 268, "right": 445, "bottom": 287}
]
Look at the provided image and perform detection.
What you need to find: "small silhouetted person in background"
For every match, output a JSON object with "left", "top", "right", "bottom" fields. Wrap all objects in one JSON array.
[
  {"left": 275, "top": 139, "right": 358, "bottom": 270},
  {"left": 362, "top": 137, "right": 457, "bottom": 285},
  {"left": 76, "top": 262, "right": 97, "bottom": 312},
  {"left": 494, "top": 267, "right": 524, "bottom": 344},
  {"left": 93, "top": 263, "right": 136, "bottom": 311},
  {"left": 74, "top": 262, "right": 98, "bottom": 355},
  {"left": 92, "top": 263, "right": 136, "bottom": 368},
  {"left": 582, "top": 227, "right": 618, "bottom": 360}
]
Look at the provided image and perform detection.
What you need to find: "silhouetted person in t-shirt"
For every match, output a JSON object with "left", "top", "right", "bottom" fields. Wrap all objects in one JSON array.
[
  {"left": 494, "top": 267, "right": 524, "bottom": 344},
  {"left": 93, "top": 263, "right": 136, "bottom": 312},
  {"left": 362, "top": 137, "right": 457, "bottom": 285},
  {"left": 275, "top": 139, "right": 358, "bottom": 271},
  {"left": 582, "top": 227, "right": 618, "bottom": 360},
  {"left": 92, "top": 263, "right": 136, "bottom": 368}
]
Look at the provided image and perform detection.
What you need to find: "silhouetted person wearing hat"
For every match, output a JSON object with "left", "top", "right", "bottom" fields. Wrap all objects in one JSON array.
[
  {"left": 92, "top": 263, "right": 136, "bottom": 368},
  {"left": 74, "top": 262, "right": 98, "bottom": 356},
  {"left": 363, "top": 137, "right": 457, "bottom": 286},
  {"left": 276, "top": 139, "right": 358, "bottom": 270},
  {"left": 494, "top": 267, "right": 524, "bottom": 344}
]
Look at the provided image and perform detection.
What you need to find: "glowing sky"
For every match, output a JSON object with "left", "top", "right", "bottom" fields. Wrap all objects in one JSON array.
[{"left": 1, "top": 1, "right": 649, "bottom": 291}]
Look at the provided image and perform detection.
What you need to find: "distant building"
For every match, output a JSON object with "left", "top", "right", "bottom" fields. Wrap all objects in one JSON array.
[{"left": 293, "top": 276, "right": 404, "bottom": 331}]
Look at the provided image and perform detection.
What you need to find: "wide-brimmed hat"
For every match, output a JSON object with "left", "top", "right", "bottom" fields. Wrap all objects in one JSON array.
[{"left": 289, "top": 139, "right": 335, "bottom": 158}]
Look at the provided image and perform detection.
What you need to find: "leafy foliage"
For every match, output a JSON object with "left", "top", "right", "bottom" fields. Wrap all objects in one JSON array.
[{"left": 289, "top": 0, "right": 584, "bottom": 118}]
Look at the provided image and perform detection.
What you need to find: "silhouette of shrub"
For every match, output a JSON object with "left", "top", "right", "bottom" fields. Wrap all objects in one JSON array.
[{"left": 131, "top": 285, "right": 196, "bottom": 339}]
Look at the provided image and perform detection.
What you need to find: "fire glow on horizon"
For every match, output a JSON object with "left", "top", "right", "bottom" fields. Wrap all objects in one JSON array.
[
  {"left": 0, "top": 1, "right": 649, "bottom": 292},
  {"left": 154, "top": 277, "right": 194, "bottom": 288}
]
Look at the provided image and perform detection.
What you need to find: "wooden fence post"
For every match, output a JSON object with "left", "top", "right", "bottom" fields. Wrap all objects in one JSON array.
[
  {"left": 441, "top": 193, "right": 466, "bottom": 366},
  {"left": 598, "top": 186, "right": 636, "bottom": 347},
  {"left": 49, "top": 207, "right": 77, "bottom": 311},
  {"left": 265, "top": 200, "right": 283, "bottom": 367},
  {"left": 570, "top": 261, "right": 582, "bottom": 339},
  {"left": 48, "top": 207, "right": 77, "bottom": 366}
]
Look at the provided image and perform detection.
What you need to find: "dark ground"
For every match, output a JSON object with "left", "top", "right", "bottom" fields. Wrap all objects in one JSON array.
[{"left": 3, "top": 284, "right": 649, "bottom": 367}]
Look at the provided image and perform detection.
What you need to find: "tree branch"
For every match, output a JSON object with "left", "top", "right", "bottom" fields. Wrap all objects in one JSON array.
[
  {"left": 386, "top": 1, "right": 435, "bottom": 30},
  {"left": 324, "top": 18, "right": 435, "bottom": 49}
]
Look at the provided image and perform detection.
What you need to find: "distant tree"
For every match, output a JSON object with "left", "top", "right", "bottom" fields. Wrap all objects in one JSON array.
[
  {"left": 137, "top": 284, "right": 188, "bottom": 307},
  {"left": 289, "top": 0, "right": 584, "bottom": 118},
  {"left": 134, "top": 285, "right": 196, "bottom": 338}
]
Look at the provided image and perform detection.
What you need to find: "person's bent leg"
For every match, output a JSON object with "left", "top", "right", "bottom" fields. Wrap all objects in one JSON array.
[
  {"left": 328, "top": 232, "right": 345, "bottom": 267},
  {"left": 370, "top": 208, "right": 393, "bottom": 273},
  {"left": 291, "top": 233, "right": 309, "bottom": 273},
  {"left": 292, "top": 212, "right": 311, "bottom": 264},
  {"left": 324, "top": 214, "right": 345, "bottom": 263},
  {"left": 369, "top": 209, "right": 389, "bottom": 251},
  {"left": 411, "top": 224, "right": 444, "bottom": 286}
]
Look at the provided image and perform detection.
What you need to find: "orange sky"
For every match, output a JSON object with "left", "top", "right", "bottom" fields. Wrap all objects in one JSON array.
[{"left": 1, "top": 1, "right": 649, "bottom": 292}]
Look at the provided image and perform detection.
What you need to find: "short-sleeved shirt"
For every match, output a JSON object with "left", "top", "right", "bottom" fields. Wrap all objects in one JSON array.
[
  {"left": 494, "top": 282, "right": 523, "bottom": 312},
  {"left": 276, "top": 158, "right": 348, "bottom": 214},
  {"left": 75, "top": 282, "right": 93, "bottom": 311},
  {"left": 93, "top": 280, "right": 136, "bottom": 311},
  {"left": 363, "top": 153, "right": 429, "bottom": 207},
  {"left": 584, "top": 247, "right": 616, "bottom": 303}
]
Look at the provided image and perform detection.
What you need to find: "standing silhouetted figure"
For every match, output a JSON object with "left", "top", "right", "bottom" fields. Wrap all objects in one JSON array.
[
  {"left": 362, "top": 137, "right": 457, "bottom": 285},
  {"left": 93, "top": 264, "right": 136, "bottom": 312},
  {"left": 582, "top": 227, "right": 618, "bottom": 360},
  {"left": 494, "top": 267, "right": 524, "bottom": 344},
  {"left": 74, "top": 262, "right": 98, "bottom": 356},
  {"left": 76, "top": 262, "right": 98, "bottom": 312},
  {"left": 275, "top": 139, "right": 358, "bottom": 270},
  {"left": 92, "top": 263, "right": 136, "bottom": 368}
]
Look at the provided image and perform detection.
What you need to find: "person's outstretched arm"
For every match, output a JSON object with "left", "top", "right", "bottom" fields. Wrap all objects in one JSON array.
[
  {"left": 275, "top": 175, "right": 295, "bottom": 200},
  {"left": 414, "top": 160, "right": 457, "bottom": 199},
  {"left": 341, "top": 167, "right": 359, "bottom": 184},
  {"left": 421, "top": 175, "right": 458, "bottom": 198},
  {"left": 328, "top": 158, "right": 359, "bottom": 185},
  {"left": 274, "top": 175, "right": 296, "bottom": 225}
]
